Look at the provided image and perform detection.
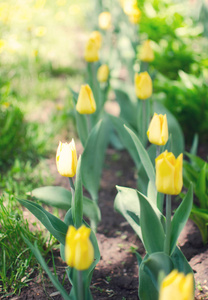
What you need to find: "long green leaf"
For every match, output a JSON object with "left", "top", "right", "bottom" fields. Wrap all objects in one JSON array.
[
  {"left": 114, "top": 186, "right": 143, "bottom": 241},
  {"left": 114, "top": 89, "right": 138, "bottom": 131},
  {"left": 171, "top": 246, "right": 194, "bottom": 275},
  {"left": 81, "top": 116, "right": 110, "bottom": 202},
  {"left": 138, "top": 254, "right": 159, "bottom": 300},
  {"left": 170, "top": 184, "right": 193, "bottom": 254},
  {"left": 125, "top": 125, "right": 156, "bottom": 185},
  {"left": 138, "top": 192, "right": 165, "bottom": 254},
  {"left": 109, "top": 114, "right": 140, "bottom": 169},
  {"left": 195, "top": 163, "right": 208, "bottom": 208},
  {"left": 18, "top": 198, "right": 68, "bottom": 245},
  {"left": 143, "top": 252, "right": 174, "bottom": 290},
  {"left": 22, "top": 236, "right": 70, "bottom": 300},
  {"left": 31, "top": 186, "right": 101, "bottom": 225}
]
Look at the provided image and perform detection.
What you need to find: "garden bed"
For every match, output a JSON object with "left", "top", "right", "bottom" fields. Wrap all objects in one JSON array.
[{"left": 8, "top": 149, "right": 208, "bottom": 300}]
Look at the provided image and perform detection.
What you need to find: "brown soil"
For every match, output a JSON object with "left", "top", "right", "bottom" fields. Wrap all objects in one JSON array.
[{"left": 8, "top": 149, "right": 208, "bottom": 300}]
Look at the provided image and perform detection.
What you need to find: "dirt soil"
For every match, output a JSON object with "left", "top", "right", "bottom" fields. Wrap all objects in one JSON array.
[{"left": 8, "top": 149, "right": 208, "bottom": 300}]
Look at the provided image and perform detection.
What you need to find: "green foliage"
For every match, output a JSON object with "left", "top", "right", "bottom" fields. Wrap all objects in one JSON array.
[
  {"left": 0, "top": 104, "right": 26, "bottom": 168},
  {"left": 31, "top": 186, "right": 101, "bottom": 225},
  {"left": 183, "top": 153, "right": 208, "bottom": 244},
  {"left": 154, "top": 71, "right": 208, "bottom": 143},
  {"left": 0, "top": 194, "right": 51, "bottom": 296},
  {"left": 81, "top": 117, "right": 111, "bottom": 203}
]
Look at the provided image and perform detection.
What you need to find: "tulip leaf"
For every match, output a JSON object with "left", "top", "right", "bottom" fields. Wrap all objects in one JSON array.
[
  {"left": 195, "top": 163, "right": 208, "bottom": 208},
  {"left": 31, "top": 186, "right": 101, "bottom": 225},
  {"left": 74, "top": 156, "right": 83, "bottom": 228},
  {"left": 153, "top": 102, "right": 184, "bottom": 156},
  {"left": 114, "top": 88, "right": 138, "bottom": 131},
  {"left": 22, "top": 236, "right": 70, "bottom": 300},
  {"left": 138, "top": 192, "right": 165, "bottom": 254},
  {"left": 138, "top": 254, "right": 159, "bottom": 300},
  {"left": 17, "top": 198, "right": 68, "bottom": 245},
  {"left": 81, "top": 116, "right": 110, "bottom": 203},
  {"left": 171, "top": 246, "right": 194, "bottom": 275},
  {"left": 114, "top": 186, "right": 143, "bottom": 241},
  {"left": 142, "top": 252, "right": 174, "bottom": 291},
  {"left": 109, "top": 114, "right": 141, "bottom": 169},
  {"left": 170, "top": 184, "right": 193, "bottom": 255},
  {"left": 124, "top": 125, "right": 156, "bottom": 186}
]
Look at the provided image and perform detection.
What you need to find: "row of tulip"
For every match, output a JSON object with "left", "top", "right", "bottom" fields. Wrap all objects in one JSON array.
[{"left": 18, "top": 0, "right": 195, "bottom": 299}]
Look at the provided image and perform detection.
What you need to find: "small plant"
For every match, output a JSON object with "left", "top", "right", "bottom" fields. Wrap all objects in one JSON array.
[
  {"left": 114, "top": 121, "right": 194, "bottom": 300},
  {"left": 183, "top": 152, "right": 208, "bottom": 244},
  {"left": 18, "top": 140, "right": 100, "bottom": 299}
]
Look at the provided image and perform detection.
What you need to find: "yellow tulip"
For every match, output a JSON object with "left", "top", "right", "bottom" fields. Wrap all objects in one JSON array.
[
  {"left": 65, "top": 225, "right": 94, "bottom": 270},
  {"left": 147, "top": 113, "right": 168, "bottom": 146},
  {"left": 129, "top": 7, "right": 141, "bottom": 24},
  {"left": 155, "top": 150, "right": 183, "bottom": 195},
  {"left": 97, "top": 64, "right": 109, "bottom": 83},
  {"left": 159, "top": 270, "right": 194, "bottom": 300},
  {"left": 84, "top": 38, "right": 99, "bottom": 62},
  {"left": 76, "top": 84, "right": 96, "bottom": 114},
  {"left": 90, "top": 31, "right": 102, "bottom": 49},
  {"left": 56, "top": 139, "right": 77, "bottom": 177},
  {"left": 134, "top": 71, "right": 152, "bottom": 100},
  {"left": 139, "top": 40, "right": 154, "bottom": 62},
  {"left": 98, "top": 12, "right": 112, "bottom": 30}
]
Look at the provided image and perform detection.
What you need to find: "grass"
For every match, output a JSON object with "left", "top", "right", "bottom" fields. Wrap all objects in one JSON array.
[{"left": 0, "top": 193, "right": 57, "bottom": 297}]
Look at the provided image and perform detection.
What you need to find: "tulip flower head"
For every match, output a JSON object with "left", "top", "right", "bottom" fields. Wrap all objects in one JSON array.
[
  {"left": 90, "top": 31, "right": 102, "bottom": 49},
  {"left": 128, "top": 7, "right": 141, "bottom": 24},
  {"left": 65, "top": 225, "right": 94, "bottom": 270},
  {"left": 98, "top": 12, "right": 112, "bottom": 30},
  {"left": 84, "top": 37, "right": 99, "bottom": 62},
  {"left": 139, "top": 40, "right": 154, "bottom": 62},
  {"left": 97, "top": 64, "right": 109, "bottom": 83},
  {"left": 123, "top": 0, "right": 141, "bottom": 24},
  {"left": 147, "top": 113, "right": 168, "bottom": 146},
  {"left": 134, "top": 71, "right": 152, "bottom": 100},
  {"left": 155, "top": 150, "right": 183, "bottom": 195},
  {"left": 76, "top": 84, "right": 96, "bottom": 114},
  {"left": 56, "top": 139, "right": 77, "bottom": 177},
  {"left": 159, "top": 270, "right": 194, "bottom": 300}
]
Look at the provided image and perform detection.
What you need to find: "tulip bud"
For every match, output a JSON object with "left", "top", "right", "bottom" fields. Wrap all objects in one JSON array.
[
  {"left": 155, "top": 150, "right": 183, "bottom": 195},
  {"left": 56, "top": 139, "right": 77, "bottom": 177},
  {"left": 159, "top": 270, "right": 194, "bottom": 300},
  {"left": 97, "top": 64, "right": 109, "bottom": 83},
  {"left": 76, "top": 84, "right": 96, "bottom": 114},
  {"left": 84, "top": 38, "right": 99, "bottom": 62},
  {"left": 134, "top": 71, "right": 152, "bottom": 100},
  {"left": 65, "top": 225, "right": 94, "bottom": 270},
  {"left": 147, "top": 113, "right": 168, "bottom": 146},
  {"left": 90, "top": 31, "right": 102, "bottom": 49},
  {"left": 98, "top": 12, "right": 112, "bottom": 30},
  {"left": 139, "top": 40, "right": 154, "bottom": 62}
]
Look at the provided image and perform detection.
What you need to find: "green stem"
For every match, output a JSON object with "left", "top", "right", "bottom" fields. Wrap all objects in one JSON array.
[
  {"left": 86, "top": 114, "right": 91, "bottom": 135},
  {"left": 164, "top": 194, "right": 172, "bottom": 255},
  {"left": 69, "top": 177, "right": 75, "bottom": 224},
  {"left": 87, "top": 62, "right": 93, "bottom": 89},
  {"left": 142, "top": 100, "right": 146, "bottom": 145},
  {"left": 77, "top": 271, "right": 84, "bottom": 300},
  {"left": 156, "top": 145, "right": 160, "bottom": 158}
]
